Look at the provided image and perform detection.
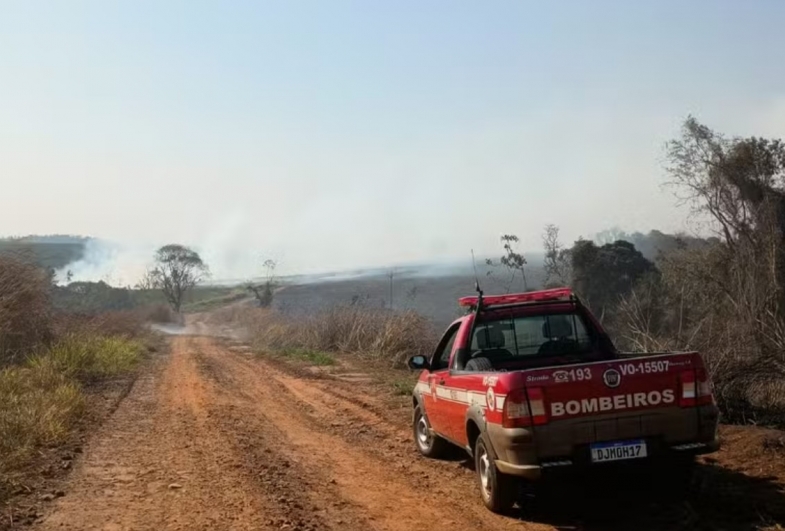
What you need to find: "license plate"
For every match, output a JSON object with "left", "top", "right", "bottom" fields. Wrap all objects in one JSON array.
[{"left": 590, "top": 440, "right": 647, "bottom": 463}]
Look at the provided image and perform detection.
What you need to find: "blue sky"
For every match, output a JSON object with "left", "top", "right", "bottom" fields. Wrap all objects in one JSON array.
[{"left": 2, "top": 1, "right": 785, "bottom": 281}]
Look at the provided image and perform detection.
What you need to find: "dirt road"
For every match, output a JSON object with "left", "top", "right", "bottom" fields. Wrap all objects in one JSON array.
[
  {"left": 31, "top": 336, "right": 543, "bottom": 531},
  {"left": 29, "top": 335, "right": 785, "bottom": 531}
]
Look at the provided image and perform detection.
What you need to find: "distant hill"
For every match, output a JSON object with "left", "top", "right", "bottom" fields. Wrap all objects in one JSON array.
[{"left": 0, "top": 235, "right": 89, "bottom": 270}]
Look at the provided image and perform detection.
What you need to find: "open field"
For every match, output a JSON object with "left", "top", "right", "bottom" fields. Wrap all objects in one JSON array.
[{"left": 273, "top": 263, "right": 547, "bottom": 330}]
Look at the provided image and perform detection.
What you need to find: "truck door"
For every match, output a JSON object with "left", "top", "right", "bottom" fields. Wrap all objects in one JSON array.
[
  {"left": 439, "top": 370, "right": 480, "bottom": 446},
  {"left": 422, "top": 324, "right": 460, "bottom": 438}
]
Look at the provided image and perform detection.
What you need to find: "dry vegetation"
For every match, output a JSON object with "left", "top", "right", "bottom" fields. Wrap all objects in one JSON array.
[
  {"left": 212, "top": 303, "right": 437, "bottom": 368},
  {"left": 605, "top": 119, "right": 785, "bottom": 427},
  {"left": 0, "top": 256, "right": 53, "bottom": 364},
  {"left": 0, "top": 254, "right": 152, "bottom": 504}
]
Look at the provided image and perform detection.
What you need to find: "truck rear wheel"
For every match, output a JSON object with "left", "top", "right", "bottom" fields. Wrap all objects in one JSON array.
[
  {"left": 475, "top": 435, "right": 517, "bottom": 513},
  {"left": 413, "top": 405, "right": 448, "bottom": 458}
]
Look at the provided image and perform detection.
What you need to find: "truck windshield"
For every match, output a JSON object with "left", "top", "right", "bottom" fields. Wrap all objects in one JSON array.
[{"left": 471, "top": 312, "right": 593, "bottom": 358}]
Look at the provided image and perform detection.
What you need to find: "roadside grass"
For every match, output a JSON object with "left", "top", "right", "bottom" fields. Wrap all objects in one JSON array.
[
  {"left": 0, "top": 364, "right": 84, "bottom": 468},
  {"left": 277, "top": 347, "right": 335, "bottom": 366},
  {"left": 0, "top": 254, "right": 157, "bottom": 505},
  {"left": 0, "top": 334, "right": 145, "bottom": 501},
  {"left": 390, "top": 374, "right": 419, "bottom": 396},
  {"left": 224, "top": 305, "right": 436, "bottom": 369},
  {"left": 30, "top": 335, "right": 144, "bottom": 381}
]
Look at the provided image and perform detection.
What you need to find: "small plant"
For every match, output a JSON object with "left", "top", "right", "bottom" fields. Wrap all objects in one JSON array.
[
  {"left": 391, "top": 376, "right": 417, "bottom": 396},
  {"left": 279, "top": 347, "right": 335, "bottom": 366}
]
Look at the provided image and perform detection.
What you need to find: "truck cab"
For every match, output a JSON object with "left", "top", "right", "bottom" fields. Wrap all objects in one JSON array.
[{"left": 409, "top": 288, "right": 720, "bottom": 513}]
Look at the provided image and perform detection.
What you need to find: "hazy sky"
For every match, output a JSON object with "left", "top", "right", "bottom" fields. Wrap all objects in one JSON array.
[{"left": 3, "top": 1, "right": 785, "bottom": 280}]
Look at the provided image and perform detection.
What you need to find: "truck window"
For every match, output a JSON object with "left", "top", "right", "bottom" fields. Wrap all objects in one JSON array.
[
  {"left": 470, "top": 313, "right": 592, "bottom": 359},
  {"left": 431, "top": 324, "right": 459, "bottom": 371}
]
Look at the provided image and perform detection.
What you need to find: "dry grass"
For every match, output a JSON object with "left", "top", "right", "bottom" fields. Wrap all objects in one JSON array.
[
  {"left": 53, "top": 310, "right": 146, "bottom": 339},
  {"left": 214, "top": 304, "right": 437, "bottom": 368},
  {"left": 0, "top": 256, "right": 154, "bottom": 503},
  {"left": 142, "top": 304, "right": 179, "bottom": 324},
  {"left": 0, "top": 363, "right": 84, "bottom": 467},
  {"left": 0, "top": 333, "right": 144, "bottom": 501},
  {"left": 30, "top": 335, "right": 144, "bottom": 381},
  {"left": 0, "top": 254, "right": 53, "bottom": 365}
]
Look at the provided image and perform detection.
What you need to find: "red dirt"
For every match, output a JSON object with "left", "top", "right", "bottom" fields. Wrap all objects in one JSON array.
[{"left": 18, "top": 334, "right": 785, "bottom": 531}]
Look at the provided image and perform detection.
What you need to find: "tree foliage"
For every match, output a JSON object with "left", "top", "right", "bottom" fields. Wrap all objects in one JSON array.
[
  {"left": 509, "top": 118, "right": 785, "bottom": 425},
  {"left": 603, "top": 117, "right": 785, "bottom": 424},
  {"left": 570, "top": 239, "right": 656, "bottom": 320},
  {"left": 593, "top": 228, "right": 716, "bottom": 263},
  {"left": 53, "top": 281, "right": 135, "bottom": 313},
  {"left": 148, "top": 245, "right": 209, "bottom": 313}
]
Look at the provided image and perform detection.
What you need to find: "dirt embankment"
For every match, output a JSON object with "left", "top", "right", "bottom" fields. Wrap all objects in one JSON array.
[{"left": 13, "top": 334, "right": 785, "bottom": 531}]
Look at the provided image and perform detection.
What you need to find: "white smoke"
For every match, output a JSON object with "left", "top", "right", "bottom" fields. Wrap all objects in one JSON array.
[
  {"left": 55, "top": 211, "right": 271, "bottom": 287},
  {"left": 55, "top": 239, "right": 156, "bottom": 287},
  {"left": 195, "top": 210, "right": 263, "bottom": 284}
]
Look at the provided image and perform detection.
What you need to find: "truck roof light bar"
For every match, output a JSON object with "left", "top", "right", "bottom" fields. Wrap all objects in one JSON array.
[{"left": 459, "top": 287, "right": 573, "bottom": 310}]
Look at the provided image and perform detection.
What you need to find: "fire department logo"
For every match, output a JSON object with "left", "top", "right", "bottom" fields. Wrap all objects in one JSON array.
[
  {"left": 486, "top": 388, "right": 496, "bottom": 411},
  {"left": 603, "top": 368, "right": 621, "bottom": 388}
]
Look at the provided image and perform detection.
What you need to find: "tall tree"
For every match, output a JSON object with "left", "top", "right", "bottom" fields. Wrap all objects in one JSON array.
[
  {"left": 665, "top": 116, "right": 785, "bottom": 313},
  {"left": 571, "top": 239, "right": 655, "bottom": 320},
  {"left": 149, "top": 245, "right": 209, "bottom": 312}
]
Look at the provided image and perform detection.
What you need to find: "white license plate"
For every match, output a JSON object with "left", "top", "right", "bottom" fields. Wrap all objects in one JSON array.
[{"left": 590, "top": 440, "right": 647, "bottom": 463}]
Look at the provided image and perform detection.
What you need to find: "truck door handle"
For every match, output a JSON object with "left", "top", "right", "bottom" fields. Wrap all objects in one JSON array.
[{"left": 438, "top": 379, "right": 445, "bottom": 385}]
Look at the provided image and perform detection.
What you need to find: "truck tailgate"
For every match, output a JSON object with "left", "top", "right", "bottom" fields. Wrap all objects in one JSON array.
[{"left": 519, "top": 352, "right": 703, "bottom": 458}]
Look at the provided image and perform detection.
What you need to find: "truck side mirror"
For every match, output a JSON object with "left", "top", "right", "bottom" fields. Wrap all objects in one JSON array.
[{"left": 408, "top": 355, "right": 430, "bottom": 371}]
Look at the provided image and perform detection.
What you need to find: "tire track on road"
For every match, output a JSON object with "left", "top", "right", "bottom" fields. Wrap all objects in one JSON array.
[{"left": 196, "top": 339, "right": 545, "bottom": 531}]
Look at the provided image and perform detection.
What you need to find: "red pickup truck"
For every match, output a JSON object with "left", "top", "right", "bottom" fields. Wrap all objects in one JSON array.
[{"left": 408, "top": 288, "right": 719, "bottom": 513}]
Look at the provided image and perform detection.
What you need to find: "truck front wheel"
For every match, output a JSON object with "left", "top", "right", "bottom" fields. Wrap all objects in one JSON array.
[
  {"left": 413, "top": 405, "right": 449, "bottom": 458},
  {"left": 475, "top": 435, "right": 517, "bottom": 513}
]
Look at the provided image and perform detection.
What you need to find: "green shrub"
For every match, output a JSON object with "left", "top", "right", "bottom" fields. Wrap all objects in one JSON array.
[
  {"left": 391, "top": 376, "right": 418, "bottom": 396},
  {"left": 30, "top": 334, "right": 143, "bottom": 381}
]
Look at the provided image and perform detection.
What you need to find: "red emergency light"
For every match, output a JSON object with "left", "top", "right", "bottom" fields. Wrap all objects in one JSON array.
[{"left": 458, "top": 287, "right": 573, "bottom": 308}]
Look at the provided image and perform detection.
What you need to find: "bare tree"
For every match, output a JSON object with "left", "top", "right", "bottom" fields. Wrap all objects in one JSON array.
[
  {"left": 247, "top": 258, "right": 277, "bottom": 307},
  {"left": 486, "top": 234, "right": 528, "bottom": 292},
  {"left": 135, "top": 268, "right": 159, "bottom": 290},
  {"left": 149, "top": 244, "right": 209, "bottom": 313},
  {"left": 542, "top": 224, "right": 571, "bottom": 287}
]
